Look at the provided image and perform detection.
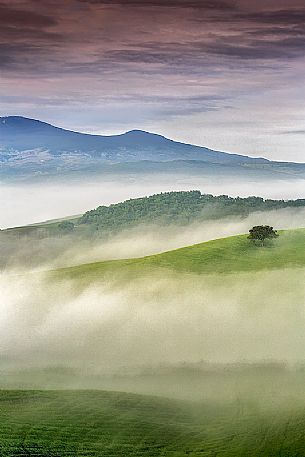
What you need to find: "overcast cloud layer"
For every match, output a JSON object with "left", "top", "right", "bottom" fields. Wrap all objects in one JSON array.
[{"left": 1, "top": 0, "right": 305, "bottom": 161}]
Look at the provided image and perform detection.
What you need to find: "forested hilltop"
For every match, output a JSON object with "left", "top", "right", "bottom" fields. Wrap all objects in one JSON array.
[
  {"left": 3, "top": 191, "right": 305, "bottom": 240},
  {"left": 79, "top": 191, "right": 305, "bottom": 234}
]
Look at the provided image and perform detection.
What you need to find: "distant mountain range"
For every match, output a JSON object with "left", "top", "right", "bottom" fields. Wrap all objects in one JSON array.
[
  {"left": 0, "top": 115, "right": 267, "bottom": 163},
  {"left": 0, "top": 116, "right": 305, "bottom": 181}
]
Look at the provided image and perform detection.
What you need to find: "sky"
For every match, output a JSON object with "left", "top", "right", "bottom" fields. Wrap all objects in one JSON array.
[{"left": 0, "top": 0, "right": 305, "bottom": 161}]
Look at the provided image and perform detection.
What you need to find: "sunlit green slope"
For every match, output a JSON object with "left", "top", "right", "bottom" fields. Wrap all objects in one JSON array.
[{"left": 54, "top": 228, "right": 305, "bottom": 283}]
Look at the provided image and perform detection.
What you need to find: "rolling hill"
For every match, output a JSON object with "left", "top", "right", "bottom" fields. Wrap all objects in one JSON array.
[
  {"left": 52, "top": 228, "right": 305, "bottom": 284},
  {"left": 1, "top": 390, "right": 305, "bottom": 456},
  {"left": 78, "top": 191, "right": 305, "bottom": 235},
  {"left": 3, "top": 191, "right": 305, "bottom": 270},
  {"left": 2, "top": 228, "right": 305, "bottom": 455},
  {"left": 4, "top": 191, "right": 305, "bottom": 237}
]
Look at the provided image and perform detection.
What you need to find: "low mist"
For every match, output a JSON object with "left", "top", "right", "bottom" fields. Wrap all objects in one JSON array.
[{"left": 1, "top": 263, "right": 305, "bottom": 400}]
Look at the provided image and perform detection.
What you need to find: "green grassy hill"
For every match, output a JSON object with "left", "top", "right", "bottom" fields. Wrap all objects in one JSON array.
[
  {"left": 54, "top": 228, "right": 305, "bottom": 283},
  {"left": 3, "top": 191, "right": 305, "bottom": 271},
  {"left": 1, "top": 390, "right": 305, "bottom": 456}
]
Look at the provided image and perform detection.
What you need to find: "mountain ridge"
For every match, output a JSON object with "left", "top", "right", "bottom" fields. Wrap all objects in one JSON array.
[
  {"left": 0, "top": 115, "right": 269, "bottom": 164},
  {"left": 1, "top": 116, "right": 305, "bottom": 182}
]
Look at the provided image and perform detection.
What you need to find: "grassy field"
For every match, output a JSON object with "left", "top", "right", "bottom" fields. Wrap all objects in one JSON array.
[
  {"left": 52, "top": 228, "right": 305, "bottom": 283},
  {"left": 4, "top": 230, "right": 305, "bottom": 455},
  {"left": 1, "top": 390, "right": 305, "bottom": 456}
]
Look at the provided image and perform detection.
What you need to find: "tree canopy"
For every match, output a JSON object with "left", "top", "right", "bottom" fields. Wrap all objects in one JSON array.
[
  {"left": 248, "top": 225, "right": 278, "bottom": 246},
  {"left": 58, "top": 221, "right": 75, "bottom": 233},
  {"left": 79, "top": 191, "right": 305, "bottom": 237}
]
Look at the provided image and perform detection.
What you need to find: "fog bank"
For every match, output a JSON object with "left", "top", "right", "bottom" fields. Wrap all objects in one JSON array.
[{"left": 1, "top": 267, "right": 305, "bottom": 377}]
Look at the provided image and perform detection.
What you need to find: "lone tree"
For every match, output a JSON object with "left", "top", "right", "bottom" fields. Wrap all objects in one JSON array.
[{"left": 248, "top": 225, "right": 278, "bottom": 246}]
